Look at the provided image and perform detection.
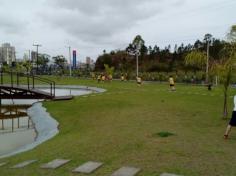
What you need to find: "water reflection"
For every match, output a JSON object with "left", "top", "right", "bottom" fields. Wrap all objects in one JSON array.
[
  {"left": 0, "top": 105, "right": 36, "bottom": 156},
  {"left": 0, "top": 88, "right": 93, "bottom": 157}
]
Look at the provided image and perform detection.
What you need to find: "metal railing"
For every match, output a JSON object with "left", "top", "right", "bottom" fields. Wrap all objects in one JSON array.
[{"left": 0, "top": 70, "right": 55, "bottom": 97}]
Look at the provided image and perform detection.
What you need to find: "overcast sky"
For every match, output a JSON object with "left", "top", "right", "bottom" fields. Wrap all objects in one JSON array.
[{"left": 0, "top": 0, "right": 235, "bottom": 61}]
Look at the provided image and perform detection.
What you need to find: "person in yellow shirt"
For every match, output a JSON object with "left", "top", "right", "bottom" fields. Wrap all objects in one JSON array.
[
  {"left": 169, "top": 76, "right": 176, "bottom": 91},
  {"left": 102, "top": 74, "right": 106, "bottom": 82}
]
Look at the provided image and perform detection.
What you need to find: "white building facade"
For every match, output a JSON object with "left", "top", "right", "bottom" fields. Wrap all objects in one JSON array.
[{"left": 0, "top": 43, "right": 16, "bottom": 65}]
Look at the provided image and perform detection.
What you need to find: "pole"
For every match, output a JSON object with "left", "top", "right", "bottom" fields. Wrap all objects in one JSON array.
[
  {"left": 136, "top": 53, "right": 139, "bottom": 77},
  {"left": 69, "top": 46, "right": 72, "bottom": 77},
  {"left": 206, "top": 41, "right": 209, "bottom": 84}
]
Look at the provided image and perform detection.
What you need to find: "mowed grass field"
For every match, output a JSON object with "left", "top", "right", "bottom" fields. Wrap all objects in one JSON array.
[{"left": 1, "top": 78, "right": 236, "bottom": 176}]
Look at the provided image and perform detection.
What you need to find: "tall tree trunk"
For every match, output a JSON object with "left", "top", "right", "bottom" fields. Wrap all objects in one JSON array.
[{"left": 223, "top": 88, "right": 228, "bottom": 119}]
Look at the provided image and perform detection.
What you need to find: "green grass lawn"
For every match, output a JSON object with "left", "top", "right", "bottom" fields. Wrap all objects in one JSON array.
[{"left": 1, "top": 78, "right": 236, "bottom": 176}]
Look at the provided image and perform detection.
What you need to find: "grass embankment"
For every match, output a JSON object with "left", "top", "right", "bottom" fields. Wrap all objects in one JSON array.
[{"left": 1, "top": 78, "right": 236, "bottom": 176}]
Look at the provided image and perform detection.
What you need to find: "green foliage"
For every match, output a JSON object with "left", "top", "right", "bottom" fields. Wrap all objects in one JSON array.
[
  {"left": 132, "top": 35, "right": 145, "bottom": 49},
  {"left": 53, "top": 55, "right": 67, "bottom": 76},
  {"left": 104, "top": 64, "right": 114, "bottom": 76},
  {"left": 22, "top": 60, "right": 32, "bottom": 73},
  {"left": 211, "top": 27, "right": 236, "bottom": 118},
  {"left": 2, "top": 64, "right": 10, "bottom": 72},
  {"left": 227, "top": 24, "right": 236, "bottom": 42},
  {"left": 154, "top": 131, "right": 175, "bottom": 138},
  {"left": 184, "top": 51, "right": 207, "bottom": 69},
  {"left": 15, "top": 63, "right": 26, "bottom": 73}
]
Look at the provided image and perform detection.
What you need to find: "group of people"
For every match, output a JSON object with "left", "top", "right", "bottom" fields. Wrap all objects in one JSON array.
[{"left": 96, "top": 74, "right": 112, "bottom": 83}]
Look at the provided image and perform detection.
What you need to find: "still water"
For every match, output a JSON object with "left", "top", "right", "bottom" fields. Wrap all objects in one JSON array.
[
  {"left": 0, "top": 105, "right": 36, "bottom": 156},
  {"left": 0, "top": 88, "right": 92, "bottom": 157}
]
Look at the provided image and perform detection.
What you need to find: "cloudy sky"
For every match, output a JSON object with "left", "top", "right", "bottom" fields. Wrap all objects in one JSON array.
[{"left": 0, "top": 0, "right": 235, "bottom": 61}]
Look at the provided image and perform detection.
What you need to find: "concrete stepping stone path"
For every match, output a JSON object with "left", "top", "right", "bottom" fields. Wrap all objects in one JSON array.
[
  {"left": 111, "top": 166, "right": 141, "bottom": 176},
  {"left": 10, "top": 160, "right": 37, "bottom": 168},
  {"left": 0, "top": 162, "right": 7, "bottom": 167},
  {"left": 72, "top": 161, "right": 103, "bottom": 174},
  {"left": 160, "top": 173, "right": 183, "bottom": 176},
  {"left": 41, "top": 159, "right": 71, "bottom": 169}
]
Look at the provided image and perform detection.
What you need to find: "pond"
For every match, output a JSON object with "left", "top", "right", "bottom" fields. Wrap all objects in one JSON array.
[{"left": 0, "top": 88, "right": 93, "bottom": 158}]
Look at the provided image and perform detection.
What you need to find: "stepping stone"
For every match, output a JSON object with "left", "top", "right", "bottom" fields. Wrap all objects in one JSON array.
[
  {"left": 0, "top": 162, "right": 7, "bottom": 167},
  {"left": 72, "top": 161, "right": 103, "bottom": 174},
  {"left": 111, "top": 166, "right": 141, "bottom": 176},
  {"left": 160, "top": 173, "right": 183, "bottom": 176},
  {"left": 10, "top": 160, "right": 37, "bottom": 168},
  {"left": 41, "top": 159, "right": 70, "bottom": 169}
]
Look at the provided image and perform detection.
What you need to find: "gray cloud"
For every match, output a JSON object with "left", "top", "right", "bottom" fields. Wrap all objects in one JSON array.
[
  {"left": 0, "top": 0, "right": 233, "bottom": 61},
  {"left": 0, "top": 15, "right": 28, "bottom": 34},
  {"left": 40, "top": 0, "right": 179, "bottom": 43}
]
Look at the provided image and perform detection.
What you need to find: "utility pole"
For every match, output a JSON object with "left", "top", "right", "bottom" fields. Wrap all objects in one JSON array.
[
  {"left": 136, "top": 51, "right": 139, "bottom": 77},
  {"left": 33, "top": 44, "right": 42, "bottom": 75},
  {"left": 66, "top": 46, "right": 72, "bottom": 77},
  {"left": 206, "top": 40, "right": 210, "bottom": 83}
]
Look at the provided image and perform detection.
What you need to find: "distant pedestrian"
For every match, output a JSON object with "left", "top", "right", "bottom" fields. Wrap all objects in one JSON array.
[
  {"left": 136, "top": 76, "right": 142, "bottom": 86},
  {"left": 169, "top": 76, "right": 176, "bottom": 91},
  {"left": 207, "top": 83, "right": 212, "bottom": 91},
  {"left": 102, "top": 74, "right": 106, "bottom": 82},
  {"left": 121, "top": 74, "right": 125, "bottom": 81},
  {"left": 224, "top": 95, "right": 236, "bottom": 139},
  {"left": 97, "top": 74, "right": 101, "bottom": 83}
]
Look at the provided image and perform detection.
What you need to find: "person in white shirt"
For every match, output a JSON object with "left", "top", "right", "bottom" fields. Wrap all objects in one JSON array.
[{"left": 224, "top": 95, "right": 236, "bottom": 139}]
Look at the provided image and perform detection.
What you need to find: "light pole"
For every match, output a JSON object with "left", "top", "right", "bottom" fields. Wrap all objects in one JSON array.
[
  {"left": 66, "top": 46, "right": 72, "bottom": 77},
  {"left": 206, "top": 40, "right": 210, "bottom": 83},
  {"left": 127, "top": 43, "right": 141, "bottom": 77},
  {"left": 33, "top": 44, "right": 42, "bottom": 75}
]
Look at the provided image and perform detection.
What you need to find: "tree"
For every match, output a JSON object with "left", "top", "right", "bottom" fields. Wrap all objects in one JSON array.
[
  {"left": 104, "top": 64, "right": 114, "bottom": 76},
  {"left": 212, "top": 47, "right": 236, "bottom": 118},
  {"left": 184, "top": 50, "right": 207, "bottom": 71},
  {"left": 38, "top": 54, "right": 49, "bottom": 72},
  {"left": 15, "top": 62, "right": 26, "bottom": 73},
  {"left": 53, "top": 55, "right": 67, "bottom": 75},
  {"left": 212, "top": 25, "right": 236, "bottom": 118},
  {"left": 227, "top": 25, "right": 236, "bottom": 42},
  {"left": 22, "top": 60, "right": 32, "bottom": 74},
  {"left": 132, "top": 35, "right": 145, "bottom": 49}
]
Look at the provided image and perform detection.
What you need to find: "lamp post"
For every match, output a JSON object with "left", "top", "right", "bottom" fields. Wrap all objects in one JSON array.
[{"left": 127, "top": 43, "right": 141, "bottom": 77}]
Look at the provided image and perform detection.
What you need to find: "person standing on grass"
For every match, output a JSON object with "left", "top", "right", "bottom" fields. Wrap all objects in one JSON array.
[
  {"left": 136, "top": 76, "right": 142, "bottom": 86},
  {"left": 121, "top": 74, "right": 124, "bottom": 81},
  {"left": 97, "top": 74, "right": 101, "bottom": 83},
  {"left": 169, "top": 75, "right": 175, "bottom": 91},
  {"left": 224, "top": 95, "right": 236, "bottom": 139}
]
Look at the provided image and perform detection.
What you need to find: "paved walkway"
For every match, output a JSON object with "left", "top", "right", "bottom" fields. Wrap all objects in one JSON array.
[{"left": 0, "top": 158, "right": 184, "bottom": 175}]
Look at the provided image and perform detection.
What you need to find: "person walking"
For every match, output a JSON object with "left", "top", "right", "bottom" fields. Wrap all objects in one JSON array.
[
  {"left": 224, "top": 95, "right": 236, "bottom": 139},
  {"left": 169, "top": 76, "right": 176, "bottom": 91}
]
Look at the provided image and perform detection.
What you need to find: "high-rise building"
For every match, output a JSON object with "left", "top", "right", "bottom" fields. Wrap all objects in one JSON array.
[
  {"left": 86, "top": 57, "right": 91, "bottom": 65},
  {"left": 0, "top": 43, "right": 16, "bottom": 65}
]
